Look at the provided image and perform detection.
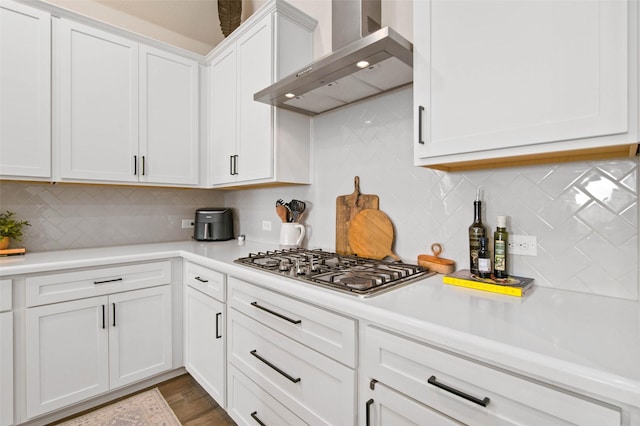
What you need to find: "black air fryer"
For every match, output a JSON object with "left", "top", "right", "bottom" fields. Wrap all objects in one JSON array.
[{"left": 194, "top": 208, "right": 234, "bottom": 241}]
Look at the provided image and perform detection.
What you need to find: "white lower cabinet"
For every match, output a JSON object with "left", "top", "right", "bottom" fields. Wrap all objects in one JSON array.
[
  {"left": 227, "top": 364, "right": 306, "bottom": 426},
  {"left": 363, "top": 381, "right": 462, "bottom": 426},
  {"left": 184, "top": 286, "right": 225, "bottom": 407},
  {"left": 0, "top": 278, "right": 13, "bottom": 426},
  {"left": 361, "top": 325, "right": 621, "bottom": 426},
  {"left": 25, "top": 285, "right": 172, "bottom": 419},
  {"left": 227, "top": 277, "right": 357, "bottom": 426}
]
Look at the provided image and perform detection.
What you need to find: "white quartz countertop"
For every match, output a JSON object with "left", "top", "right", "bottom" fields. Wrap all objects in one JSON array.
[{"left": 2, "top": 240, "right": 639, "bottom": 409}]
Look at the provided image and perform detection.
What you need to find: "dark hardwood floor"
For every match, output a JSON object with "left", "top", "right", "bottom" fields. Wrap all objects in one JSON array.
[
  {"left": 158, "top": 374, "right": 236, "bottom": 426},
  {"left": 50, "top": 374, "right": 237, "bottom": 426}
]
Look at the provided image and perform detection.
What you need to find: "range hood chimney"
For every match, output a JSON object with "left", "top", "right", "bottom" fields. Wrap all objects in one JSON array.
[{"left": 254, "top": 0, "right": 413, "bottom": 116}]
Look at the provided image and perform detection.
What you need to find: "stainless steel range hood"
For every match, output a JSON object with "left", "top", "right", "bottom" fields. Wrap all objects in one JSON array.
[{"left": 254, "top": 0, "right": 413, "bottom": 116}]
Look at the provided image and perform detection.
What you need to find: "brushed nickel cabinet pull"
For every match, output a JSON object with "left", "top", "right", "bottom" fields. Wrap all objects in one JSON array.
[
  {"left": 250, "top": 301, "right": 301, "bottom": 324},
  {"left": 250, "top": 349, "right": 300, "bottom": 383},
  {"left": 427, "top": 375, "right": 490, "bottom": 407}
]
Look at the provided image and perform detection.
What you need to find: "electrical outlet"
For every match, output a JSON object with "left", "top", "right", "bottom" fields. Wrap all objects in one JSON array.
[
  {"left": 508, "top": 235, "right": 537, "bottom": 256},
  {"left": 181, "top": 219, "right": 194, "bottom": 229},
  {"left": 262, "top": 220, "right": 272, "bottom": 231}
]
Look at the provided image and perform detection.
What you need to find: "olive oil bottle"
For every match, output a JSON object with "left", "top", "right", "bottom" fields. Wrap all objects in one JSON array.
[
  {"left": 468, "top": 190, "right": 487, "bottom": 274},
  {"left": 493, "top": 215, "right": 509, "bottom": 278}
]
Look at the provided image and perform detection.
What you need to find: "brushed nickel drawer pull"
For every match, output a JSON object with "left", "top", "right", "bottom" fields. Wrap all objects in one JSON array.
[
  {"left": 93, "top": 278, "right": 123, "bottom": 285},
  {"left": 427, "top": 375, "right": 490, "bottom": 407},
  {"left": 250, "top": 411, "right": 266, "bottom": 426},
  {"left": 250, "top": 301, "right": 301, "bottom": 324},
  {"left": 250, "top": 349, "right": 301, "bottom": 383}
]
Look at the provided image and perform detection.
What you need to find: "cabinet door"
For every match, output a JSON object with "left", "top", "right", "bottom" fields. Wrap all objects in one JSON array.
[
  {"left": 415, "top": 0, "right": 629, "bottom": 161},
  {"left": 139, "top": 45, "right": 199, "bottom": 185},
  {"left": 0, "top": 312, "right": 13, "bottom": 426},
  {"left": 25, "top": 297, "right": 109, "bottom": 418},
  {"left": 363, "top": 383, "right": 463, "bottom": 426},
  {"left": 58, "top": 18, "right": 139, "bottom": 182},
  {"left": 109, "top": 286, "right": 172, "bottom": 389},
  {"left": 236, "top": 15, "right": 274, "bottom": 183},
  {"left": 210, "top": 46, "right": 238, "bottom": 185},
  {"left": 184, "top": 286, "right": 225, "bottom": 407},
  {"left": 0, "top": 0, "right": 51, "bottom": 178}
]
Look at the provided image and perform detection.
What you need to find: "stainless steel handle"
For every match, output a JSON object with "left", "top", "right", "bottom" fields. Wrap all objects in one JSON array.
[
  {"left": 204, "top": 223, "right": 210, "bottom": 239},
  {"left": 427, "top": 375, "right": 490, "bottom": 407},
  {"left": 233, "top": 155, "right": 239, "bottom": 175},
  {"left": 94, "top": 278, "right": 123, "bottom": 285},
  {"left": 215, "top": 312, "right": 222, "bottom": 339},
  {"left": 250, "top": 301, "right": 301, "bottom": 324},
  {"left": 229, "top": 155, "right": 234, "bottom": 175},
  {"left": 418, "top": 105, "right": 425, "bottom": 144},
  {"left": 250, "top": 411, "right": 266, "bottom": 426},
  {"left": 250, "top": 350, "right": 300, "bottom": 383}
]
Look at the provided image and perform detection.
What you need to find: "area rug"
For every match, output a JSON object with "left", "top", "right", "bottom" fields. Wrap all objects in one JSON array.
[{"left": 57, "top": 388, "right": 181, "bottom": 426}]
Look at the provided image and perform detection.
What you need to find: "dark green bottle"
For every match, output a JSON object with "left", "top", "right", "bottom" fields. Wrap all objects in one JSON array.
[
  {"left": 468, "top": 193, "right": 487, "bottom": 274},
  {"left": 493, "top": 215, "right": 509, "bottom": 278},
  {"left": 477, "top": 237, "right": 492, "bottom": 278}
]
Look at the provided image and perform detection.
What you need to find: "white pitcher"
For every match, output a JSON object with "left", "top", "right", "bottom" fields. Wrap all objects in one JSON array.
[{"left": 280, "top": 223, "right": 305, "bottom": 247}]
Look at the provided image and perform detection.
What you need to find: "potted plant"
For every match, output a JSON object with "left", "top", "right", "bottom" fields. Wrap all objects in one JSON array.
[{"left": 0, "top": 211, "right": 30, "bottom": 249}]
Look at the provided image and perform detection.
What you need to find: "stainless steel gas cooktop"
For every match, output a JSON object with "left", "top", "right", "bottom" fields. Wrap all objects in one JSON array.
[{"left": 234, "top": 248, "right": 434, "bottom": 297}]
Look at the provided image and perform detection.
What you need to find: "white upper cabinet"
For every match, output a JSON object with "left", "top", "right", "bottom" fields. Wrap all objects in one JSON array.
[
  {"left": 0, "top": 0, "right": 51, "bottom": 179},
  {"left": 57, "top": 18, "right": 139, "bottom": 182},
  {"left": 208, "top": 0, "right": 316, "bottom": 188},
  {"left": 414, "top": 0, "right": 639, "bottom": 171},
  {"left": 139, "top": 45, "right": 199, "bottom": 185},
  {"left": 56, "top": 18, "right": 200, "bottom": 186}
]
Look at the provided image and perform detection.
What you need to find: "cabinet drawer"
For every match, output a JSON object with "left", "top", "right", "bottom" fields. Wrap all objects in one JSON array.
[
  {"left": 227, "top": 364, "right": 307, "bottom": 426},
  {"left": 0, "top": 279, "right": 11, "bottom": 312},
  {"left": 228, "top": 277, "right": 356, "bottom": 367},
  {"left": 363, "top": 326, "right": 621, "bottom": 426},
  {"left": 184, "top": 261, "right": 225, "bottom": 301},
  {"left": 229, "top": 308, "right": 356, "bottom": 426},
  {"left": 26, "top": 261, "right": 172, "bottom": 306}
]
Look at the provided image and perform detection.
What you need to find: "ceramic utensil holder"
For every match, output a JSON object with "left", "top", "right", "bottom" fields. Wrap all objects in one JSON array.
[{"left": 280, "top": 223, "right": 305, "bottom": 247}]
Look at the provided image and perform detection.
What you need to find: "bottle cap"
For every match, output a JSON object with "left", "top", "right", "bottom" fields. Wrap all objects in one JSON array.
[{"left": 497, "top": 216, "right": 507, "bottom": 227}]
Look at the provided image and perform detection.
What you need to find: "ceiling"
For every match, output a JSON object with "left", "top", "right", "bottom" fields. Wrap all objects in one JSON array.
[{"left": 94, "top": 0, "right": 227, "bottom": 51}]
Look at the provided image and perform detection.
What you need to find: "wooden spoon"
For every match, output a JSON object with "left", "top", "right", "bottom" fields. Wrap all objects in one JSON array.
[
  {"left": 276, "top": 205, "right": 288, "bottom": 223},
  {"left": 348, "top": 209, "right": 400, "bottom": 261}
]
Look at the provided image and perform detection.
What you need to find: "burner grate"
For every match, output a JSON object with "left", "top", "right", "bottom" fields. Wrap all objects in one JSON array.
[{"left": 234, "top": 248, "right": 435, "bottom": 297}]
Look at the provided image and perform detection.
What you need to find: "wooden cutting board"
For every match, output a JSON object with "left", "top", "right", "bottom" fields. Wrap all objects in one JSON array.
[
  {"left": 348, "top": 209, "right": 400, "bottom": 261},
  {"left": 336, "top": 176, "right": 379, "bottom": 255}
]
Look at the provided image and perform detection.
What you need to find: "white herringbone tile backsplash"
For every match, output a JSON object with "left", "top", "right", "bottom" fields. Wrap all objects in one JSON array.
[{"left": 1, "top": 87, "right": 637, "bottom": 299}]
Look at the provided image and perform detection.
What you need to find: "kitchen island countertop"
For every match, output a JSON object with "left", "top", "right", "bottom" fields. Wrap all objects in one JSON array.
[{"left": 1, "top": 239, "right": 639, "bottom": 410}]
